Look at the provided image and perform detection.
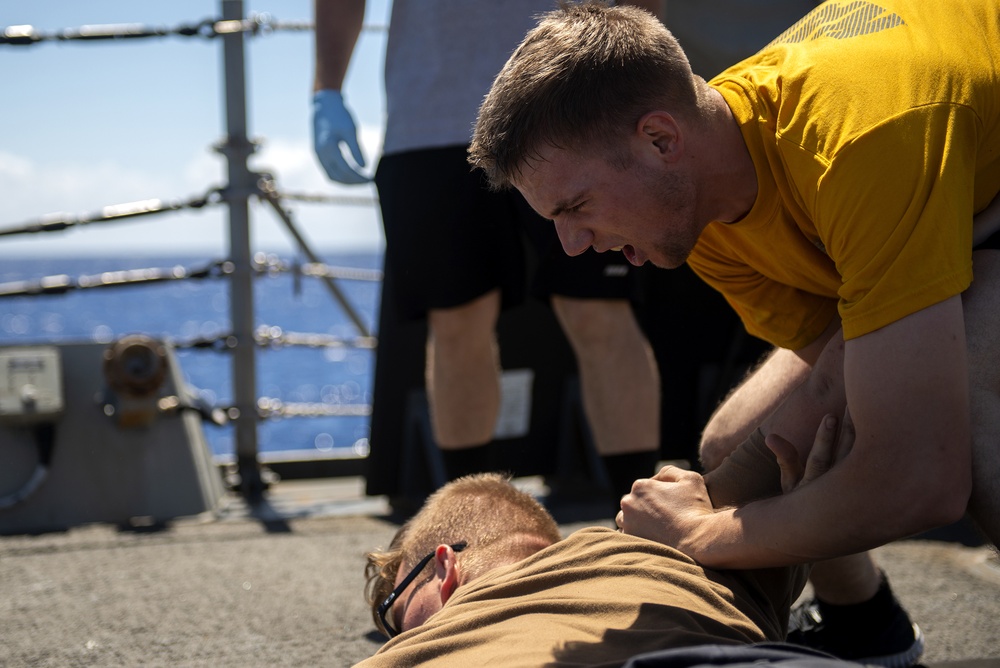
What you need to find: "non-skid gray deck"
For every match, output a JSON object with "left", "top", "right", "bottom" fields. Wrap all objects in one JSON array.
[{"left": 2, "top": 477, "right": 998, "bottom": 667}]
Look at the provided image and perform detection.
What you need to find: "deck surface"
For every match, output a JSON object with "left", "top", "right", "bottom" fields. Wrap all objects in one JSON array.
[{"left": 2, "top": 477, "right": 999, "bottom": 667}]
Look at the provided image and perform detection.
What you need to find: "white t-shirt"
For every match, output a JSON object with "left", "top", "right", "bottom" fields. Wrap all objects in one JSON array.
[{"left": 381, "top": 0, "right": 555, "bottom": 155}]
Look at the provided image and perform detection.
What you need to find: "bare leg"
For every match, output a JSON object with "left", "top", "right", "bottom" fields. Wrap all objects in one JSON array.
[
  {"left": 551, "top": 296, "right": 660, "bottom": 457},
  {"left": 426, "top": 289, "right": 502, "bottom": 449},
  {"left": 803, "top": 553, "right": 880, "bottom": 603},
  {"left": 700, "top": 346, "right": 811, "bottom": 470},
  {"left": 552, "top": 296, "right": 660, "bottom": 499},
  {"left": 964, "top": 249, "right": 1000, "bottom": 546}
]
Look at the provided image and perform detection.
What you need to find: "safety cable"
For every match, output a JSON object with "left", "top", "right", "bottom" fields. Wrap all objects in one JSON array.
[
  {"left": 1, "top": 15, "right": 386, "bottom": 46},
  {"left": 253, "top": 173, "right": 376, "bottom": 338},
  {"left": 0, "top": 185, "right": 377, "bottom": 240},
  {"left": 0, "top": 260, "right": 227, "bottom": 298},
  {"left": 269, "top": 191, "right": 378, "bottom": 207},
  {"left": 253, "top": 252, "right": 382, "bottom": 283},
  {"left": 0, "top": 253, "right": 379, "bottom": 354},
  {"left": 0, "top": 190, "right": 224, "bottom": 239},
  {"left": 0, "top": 255, "right": 379, "bottom": 298},
  {"left": 254, "top": 325, "right": 376, "bottom": 350},
  {"left": 256, "top": 398, "right": 371, "bottom": 419},
  {"left": 179, "top": 324, "right": 378, "bottom": 349},
  {"left": 173, "top": 325, "right": 376, "bottom": 352},
  {"left": 1, "top": 10, "right": 386, "bottom": 489},
  {"left": 0, "top": 14, "right": 329, "bottom": 46}
]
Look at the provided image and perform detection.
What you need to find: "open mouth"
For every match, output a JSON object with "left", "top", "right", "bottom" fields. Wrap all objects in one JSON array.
[
  {"left": 604, "top": 245, "right": 643, "bottom": 266},
  {"left": 622, "top": 245, "right": 641, "bottom": 266}
]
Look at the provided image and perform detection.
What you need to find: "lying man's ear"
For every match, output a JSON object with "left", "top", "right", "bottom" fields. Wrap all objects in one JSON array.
[{"left": 434, "top": 544, "right": 463, "bottom": 604}]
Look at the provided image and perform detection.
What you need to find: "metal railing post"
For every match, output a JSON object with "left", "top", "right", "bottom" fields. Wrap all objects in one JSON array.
[{"left": 220, "top": 0, "right": 264, "bottom": 501}]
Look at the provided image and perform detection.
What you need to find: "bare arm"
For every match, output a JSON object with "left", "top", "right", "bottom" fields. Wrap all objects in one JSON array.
[
  {"left": 673, "top": 196, "right": 998, "bottom": 559},
  {"left": 314, "top": 0, "right": 366, "bottom": 91},
  {"left": 700, "top": 317, "right": 839, "bottom": 470},
  {"left": 622, "top": 295, "right": 972, "bottom": 567}
]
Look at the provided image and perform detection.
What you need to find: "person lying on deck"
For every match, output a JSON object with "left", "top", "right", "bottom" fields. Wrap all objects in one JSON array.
[{"left": 354, "top": 415, "right": 873, "bottom": 667}]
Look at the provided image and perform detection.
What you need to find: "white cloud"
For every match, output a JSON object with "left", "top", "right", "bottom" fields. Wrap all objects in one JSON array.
[
  {"left": 3, "top": 156, "right": 156, "bottom": 221},
  {"left": 0, "top": 126, "right": 386, "bottom": 258},
  {"left": 182, "top": 149, "right": 226, "bottom": 194},
  {"left": 0, "top": 151, "right": 33, "bottom": 180}
]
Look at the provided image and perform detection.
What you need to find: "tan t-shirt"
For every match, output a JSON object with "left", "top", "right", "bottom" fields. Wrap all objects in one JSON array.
[
  {"left": 356, "top": 527, "right": 801, "bottom": 668},
  {"left": 688, "top": 0, "right": 1000, "bottom": 349}
]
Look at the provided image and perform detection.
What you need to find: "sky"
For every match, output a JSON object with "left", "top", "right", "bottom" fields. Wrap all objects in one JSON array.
[{"left": 2, "top": 0, "right": 392, "bottom": 258}]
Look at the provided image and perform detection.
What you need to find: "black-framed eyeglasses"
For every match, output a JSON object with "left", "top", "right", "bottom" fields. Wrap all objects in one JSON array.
[{"left": 376, "top": 541, "right": 467, "bottom": 638}]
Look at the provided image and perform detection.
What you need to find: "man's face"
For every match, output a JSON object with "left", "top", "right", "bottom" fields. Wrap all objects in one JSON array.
[
  {"left": 512, "top": 141, "right": 703, "bottom": 270},
  {"left": 389, "top": 561, "right": 445, "bottom": 635}
]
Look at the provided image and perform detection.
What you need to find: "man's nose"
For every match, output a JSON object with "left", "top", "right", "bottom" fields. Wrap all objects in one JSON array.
[{"left": 553, "top": 220, "right": 592, "bottom": 257}]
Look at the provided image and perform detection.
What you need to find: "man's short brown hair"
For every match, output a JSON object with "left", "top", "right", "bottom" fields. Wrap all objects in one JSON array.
[
  {"left": 469, "top": 0, "right": 698, "bottom": 189},
  {"left": 364, "top": 473, "right": 562, "bottom": 635}
]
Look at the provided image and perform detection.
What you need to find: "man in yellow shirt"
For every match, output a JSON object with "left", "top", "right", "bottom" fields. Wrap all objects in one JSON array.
[{"left": 469, "top": 0, "right": 999, "bottom": 664}]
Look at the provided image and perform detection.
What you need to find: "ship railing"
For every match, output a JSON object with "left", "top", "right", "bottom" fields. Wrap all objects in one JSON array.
[{"left": 1, "top": 3, "right": 384, "bottom": 502}]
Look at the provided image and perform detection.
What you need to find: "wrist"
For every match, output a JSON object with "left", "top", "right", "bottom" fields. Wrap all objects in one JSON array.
[
  {"left": 313, "top": 89, "right": 344, "bottom": 104},
  {"left": 686, "top": 508, "right": 741, "bottom": 569},
  {"left": 697, "top": 504, "right": 809, "bottom": 570}
]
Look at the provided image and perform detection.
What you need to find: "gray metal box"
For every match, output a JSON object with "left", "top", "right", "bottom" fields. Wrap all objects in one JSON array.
[{"left": 0, "top": 341, "right": 226, "bottom": 534}]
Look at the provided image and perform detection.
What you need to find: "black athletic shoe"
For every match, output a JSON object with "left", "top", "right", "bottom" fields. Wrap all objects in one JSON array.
[{"left": 786, "top": 597, "right": 925, "bottom": 668}]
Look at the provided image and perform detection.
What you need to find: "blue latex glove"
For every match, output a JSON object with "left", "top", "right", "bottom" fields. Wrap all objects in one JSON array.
[{"left": 312, "top": 89, "right": 371, "bottom": 184}]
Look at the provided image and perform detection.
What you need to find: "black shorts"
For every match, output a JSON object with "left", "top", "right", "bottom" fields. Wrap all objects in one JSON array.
[{"left": 374, "top": 146, "right": 639, "bottom": 320}]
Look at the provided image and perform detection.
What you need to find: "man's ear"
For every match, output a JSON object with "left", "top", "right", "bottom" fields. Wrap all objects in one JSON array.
[
  {"left": 433, "top": 544, "right": 462, "bottom": 604},
  {"left": 636, "top": 110, "right": 683, "bottom": 161}
]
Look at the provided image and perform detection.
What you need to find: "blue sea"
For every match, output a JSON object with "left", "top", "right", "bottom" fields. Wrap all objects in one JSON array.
[{"left": 0, "top": 252, "right": 383, "bottom": 460}]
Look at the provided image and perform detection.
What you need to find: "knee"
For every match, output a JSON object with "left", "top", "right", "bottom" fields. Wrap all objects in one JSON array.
[
  {"left": 699, "top": 447, "right": 727, "bottom": 473},
  {"left": 428, "top": 291, "right": 500, "bottom": 344},
  {"left": 551, "top": 297, "right": 639, "bottom": 354}
]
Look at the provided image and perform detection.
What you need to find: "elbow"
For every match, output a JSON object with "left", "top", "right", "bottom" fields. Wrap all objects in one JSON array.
[
  {"left": 900, "top": 466, "right": 972, "bottom": 534},
  {"left": 936, "top": 472, "right": 973, "bottom": 526},
  {"left": 920, "top": 486, "right": 970, "bottom": 529},
  {"left": 926, "top": 446, "right": 973, "bottom": 527},
  {"left": 866, "top": 427, "right": 973, "bottom": 536}
]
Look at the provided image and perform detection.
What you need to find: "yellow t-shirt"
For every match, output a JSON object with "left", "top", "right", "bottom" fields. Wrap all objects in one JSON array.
[
  {"left": 688, "top": 0, "right": 1000, "bottom": 349},
  {"left": 355, "top": 528, "right": 803, "bottom": 668}
]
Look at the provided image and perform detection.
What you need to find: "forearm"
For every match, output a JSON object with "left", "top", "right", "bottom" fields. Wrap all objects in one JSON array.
[
  {"left": 696, "top": 388, "right": 970, "bottom": 570},
  {"left": 628, "top": 300, "right": 973, "bottom": 568},
  {"left": 314, "top": 0, "right": 366, "bottom": 91}
]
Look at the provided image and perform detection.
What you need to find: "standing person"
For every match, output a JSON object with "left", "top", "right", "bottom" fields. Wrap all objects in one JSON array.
[
  {"left": 468, "top": 1, "right": 1000, "bottom": 666},
  {"left": 312, "top": 0, "right": 662, "bottom": 499}
]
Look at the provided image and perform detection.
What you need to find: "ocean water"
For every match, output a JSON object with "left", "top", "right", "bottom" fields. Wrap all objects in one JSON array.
[{"left": 0, "top": 252, "right": 382, "bottom": 459}]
